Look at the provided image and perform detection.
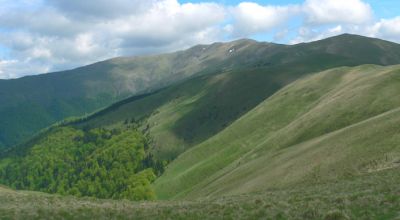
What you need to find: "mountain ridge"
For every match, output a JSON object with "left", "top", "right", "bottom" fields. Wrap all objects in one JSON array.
[
  {"left": 1, "top": 64, "right": 400, "bottom": 202},
  {"left": 1, "top": 33, "right": 400, "bottom": 150},
  {"left": 1, "top": 35, "right": 400, "bottom": 220}
]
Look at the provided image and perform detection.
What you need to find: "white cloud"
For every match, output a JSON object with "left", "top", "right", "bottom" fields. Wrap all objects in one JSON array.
[
  {"left": 290, "top": 15, "right": 400, "bottom": 45},
  {"left": 0, "top": 0, "right": 399, "bottom": 79},
  {"left": 227, "top": 0, "right": 374, "bottom": 39},
  {"left": 0, "top": 0, "right": 227, "bottom": 78},
  {"left": 229, "top": 2, "right": 299, "bottom": 36},
  {"left": 0, "top": 59, "right": 49, "bottom": 79},
  {"left": 106, "top": 0, "right": 226, "bottom": 48},
  {"left": 0, "top": 60, "right": 18, "bottom": 78},
  {"left": 48, "top": 0, "right": 157, "bottom": 19},
  {"left": 303, "top": 0, "right": 373, "bottom": 25},
  {"left": 369, "top": 17, "right": 400, "bottom": 41},
  {"left": 0, "top": 8, "right": 85, "bottom": 37},
  {"left": 290, "top": 25, "right": 346, "bottom": 44},
  {"left": 75, "top": 33, "right": 97, "bottom": 54}
]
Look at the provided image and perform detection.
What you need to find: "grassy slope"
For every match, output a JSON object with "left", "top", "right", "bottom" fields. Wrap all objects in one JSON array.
[
  {"left": 72, "top": 35, "right": 400, "bottom": 162},
  {"left": 3, "top": 34, "right": 400, "bottom": 150},
  {"left": 1, "top": 167, "right": 399, "bottom": 219},
  {"left": 0, "top": 38, "right": 276, "bottom": 148},
  {"left": 73, "top": 68, "right": 285, "bottom": 160},
  {"left": 154, "top": 64, "right": 400, "bottom": 199}
]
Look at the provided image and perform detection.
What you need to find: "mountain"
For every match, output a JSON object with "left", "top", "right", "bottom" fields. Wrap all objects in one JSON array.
[
  {"left": 4, "top": 63, "right": 399, "bottom": 199},
  {"left": 0, "top": 38, "right": 272, "bottom": 149},
  {"left": 1, "top": 64, "right": 400, "bottom": 219},
  {"left": 68, "top": 34, "right": 400, "bottom": 162},
  {"left": 1, "top": 55, "right": 399, "bottom": 187},
  {"left": 2, "top": 34, "right": 400, "bottom": 150},
  {"left": 1, "top": 34, "right": 400, "bottom": 219}
]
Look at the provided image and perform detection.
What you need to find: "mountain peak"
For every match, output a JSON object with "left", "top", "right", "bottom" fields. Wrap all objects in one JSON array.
[
  {"left": 229, "top": 38, "right": 258, "bottom": 44},
  {"left": 322, "top": 33, "right": 383, "bottom": 42}
]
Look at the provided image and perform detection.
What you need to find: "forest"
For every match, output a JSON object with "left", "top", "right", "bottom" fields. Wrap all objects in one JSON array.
[{"left": 0, "top": 123, "right": 165, "bottom": 201}]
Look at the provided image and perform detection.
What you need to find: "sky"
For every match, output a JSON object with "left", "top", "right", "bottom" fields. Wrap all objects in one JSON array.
[{"left": 0, "top": 0, "right": 399, "bottom": 79}]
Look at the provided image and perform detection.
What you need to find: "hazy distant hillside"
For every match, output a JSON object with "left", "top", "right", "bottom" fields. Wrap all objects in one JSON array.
[{"left": 2, "top": 34, "right": 400, "bottom": 149}]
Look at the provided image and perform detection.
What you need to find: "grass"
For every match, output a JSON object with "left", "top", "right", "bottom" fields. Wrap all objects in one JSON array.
[
  {"left": 2, "top": 35, "right": 400, "bottom": 219},
  {"left": 75, "top": 68, "right": 286, "bottom": 160},
  {"left": 73, "top": 59, "right": 400, "bottom": 163},
  {"left": 0, "top": 167, "right": 399, "bottom": 219},
  {"left": 2, "top": 34, "right": 400, "bottom": 150},
  {"left": 4, "top": 64, "right": 400, "bottom": 209},
  {"left": 154, "top": 64, "right": 400, "bottom": 199}
]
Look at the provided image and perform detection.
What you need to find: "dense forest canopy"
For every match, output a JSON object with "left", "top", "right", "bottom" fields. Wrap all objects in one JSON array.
[{"left": 0, "top": 123, "right": 166, "bottom": 201}]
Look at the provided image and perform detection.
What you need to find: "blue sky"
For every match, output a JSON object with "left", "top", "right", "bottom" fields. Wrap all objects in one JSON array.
[
  {"left": 182, "top": 0, "right": 400, "bottom": 15},
  {"left": 0, "top": 0, "right": 399, "bottom": 79},
  {"left": 183, "top": 0, "right": 400, "bottom": 16}
]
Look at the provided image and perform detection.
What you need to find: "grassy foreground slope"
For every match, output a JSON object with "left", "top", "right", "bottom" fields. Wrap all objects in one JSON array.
[
  {"left": 2, "top": 34, "right": 400, "bottom": 149},
  {"left": 154, "top": 64, "right": 400, "bottom": 199},
  {"left": 1, "top": 167, "right": 399, "bottom": 219}
]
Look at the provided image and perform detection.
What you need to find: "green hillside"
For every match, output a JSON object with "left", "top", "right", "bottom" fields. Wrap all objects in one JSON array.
[
  {"left": 1, "top": 166, "right": 399, "bottom": 219},
  {"left": 1, "top": 35, "right": 400, "bottom": 219},
  {"left": 2, "top": 34, "right": 400, "bottom": 150},
  {"left": 69, "top": 35, "right": 400, "bottom": 162},
  {"left": 4, "top": 64, "right": 399, "bottom": 203},
  {"left": 154, "top": 64, "right": 400, "bottom": 199},
  {"left": 0, "top": 38, "right": 271, "bottom": 149}
]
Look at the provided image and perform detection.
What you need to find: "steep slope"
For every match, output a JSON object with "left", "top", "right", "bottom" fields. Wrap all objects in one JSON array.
[
  {"left": 154, "top": 64, "right": 400, "bottom": 199},
  {"left": 0, "top": 38, "right": 273, "bottom": 149},
  {"left": 69, "top": 35, "right": 400, "bottom": 161},
  {"left": 2, "top": 34, "right": 400, "bottom": 149}
]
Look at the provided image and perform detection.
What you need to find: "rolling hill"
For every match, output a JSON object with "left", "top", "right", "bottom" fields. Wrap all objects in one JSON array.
[{"left": 2, "top": 34, "right": 400, "bottom": 150}]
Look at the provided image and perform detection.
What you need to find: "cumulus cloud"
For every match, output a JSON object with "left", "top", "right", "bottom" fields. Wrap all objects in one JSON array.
[
  {"left": 369, "top": 17, "right": 400, "bottom": 41},
  {"left": 229, "top": 2, "right": 299, "bottom": 36},
  {"left": 109, "top": 1, "right": 226, "bottom": 48},
  {"left": 0, "top": 0, "right": 226, "bottom": 78},
  {"left": 227, "top": 0, "right": 380, "bottom": 44},
  {"left": 0, "top": 59, "right": 50, "bottom": 79},
  {"left": 0, "top": 0, "right": 399, "bottom": 79},
  {"left": 48, "top": 0, "right": 157, "bottom": 19},
  {"left": 303, "top": 0, "right": 373, "bottom": 25},
  {"left": 290, "top": 25, "right": 346, "bottom": 44}
]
